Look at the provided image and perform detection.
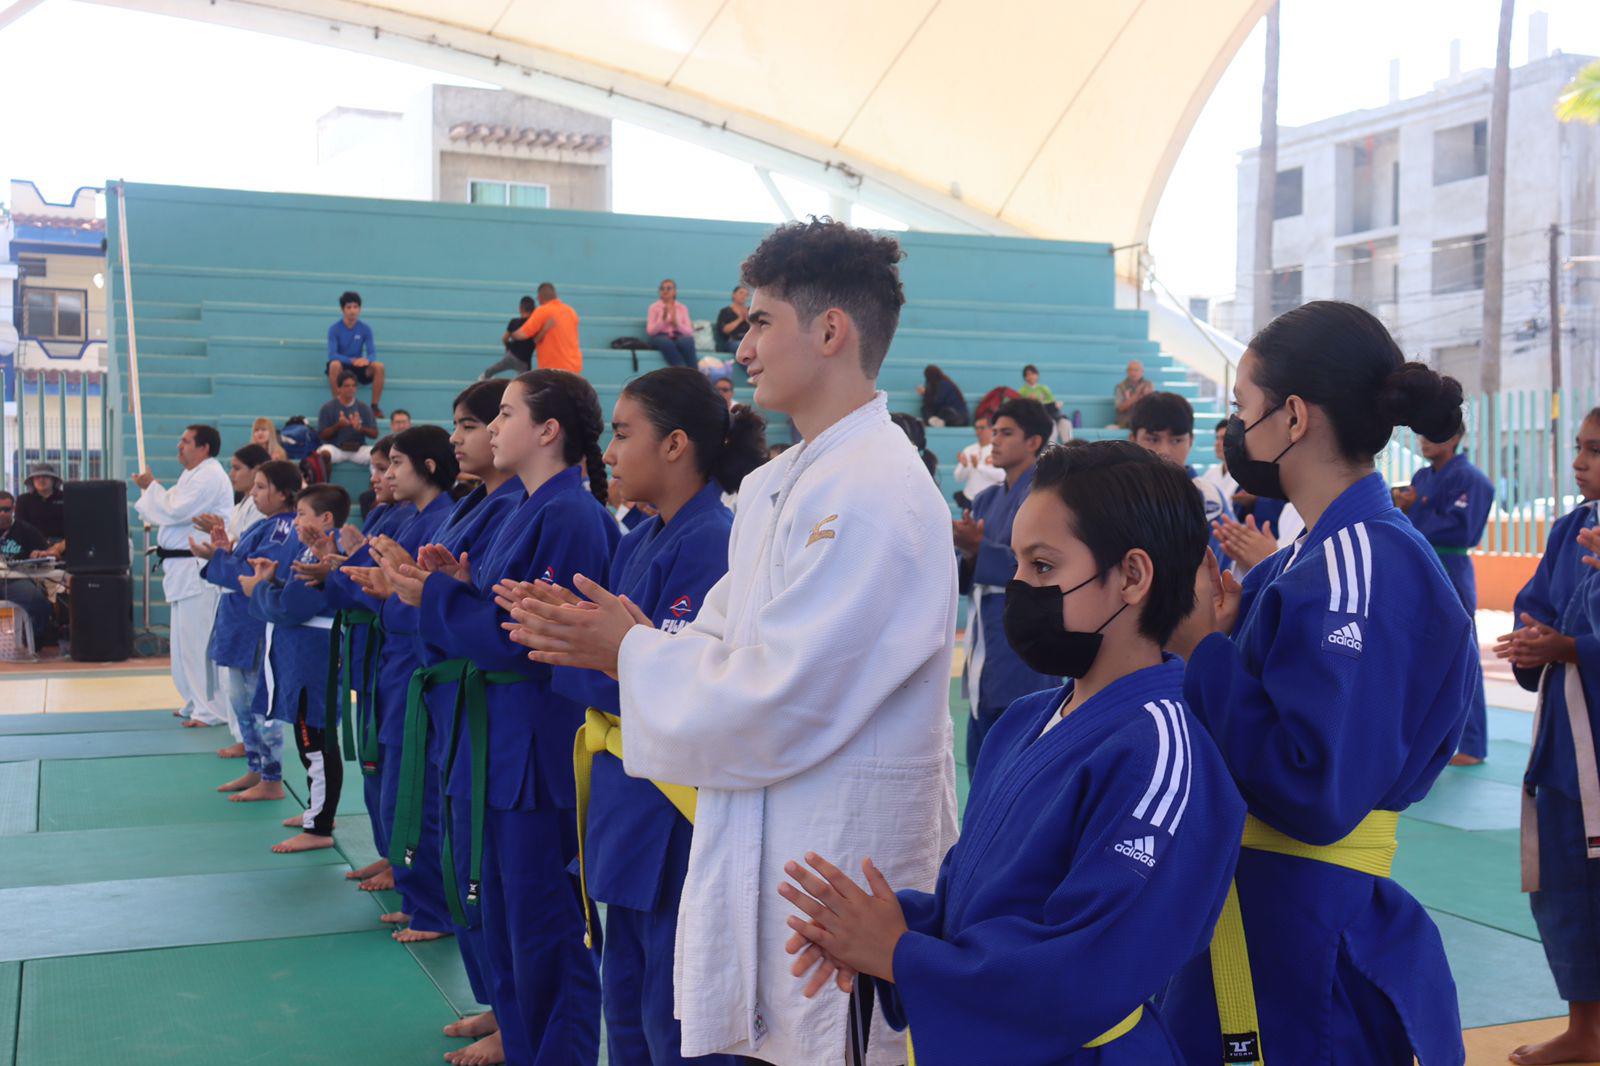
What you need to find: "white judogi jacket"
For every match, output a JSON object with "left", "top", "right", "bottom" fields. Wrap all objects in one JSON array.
[
  {"left": 134, "top": 457, "right": 234, "bottom": 603},
  {"left": 619, "top": 393, "right": 961, "bottom": 1064}
]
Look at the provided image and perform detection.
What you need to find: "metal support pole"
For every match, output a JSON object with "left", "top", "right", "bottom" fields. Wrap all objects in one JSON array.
[
  {"left": 1550, "top": 223, "right": 1563, "bottom": 501},
  {"left": 114, "top": 182, "right": 147, "bottom": 473}
]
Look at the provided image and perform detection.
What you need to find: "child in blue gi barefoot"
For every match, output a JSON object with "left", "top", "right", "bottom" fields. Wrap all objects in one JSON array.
[
  {"left": 375, "top": 370, "right": 615, "bottom": 1066},
  {"left": 240, "top": 482, "right": 351, "bottom": 855},
  {"left": 1164, "top": 301, "right": 1475, "bottom": 1066},
  {"left": 343, "top": 426, "right": 459, "bottom": 942},
  {"left": 194, "top": 460, "right": 302, "bottom": 801},
  {"left": 780, "top": 440, "right": 1246, "bottom": 1066},
  {"left": 321, "top": 435, "right": 411, "bottom": 890},
  {"left": 501, "top": 367, "right": 766, "bottom": 1066},
  {"left": 1495, "top": 407, "right": 1600, "bottom": 1066}
]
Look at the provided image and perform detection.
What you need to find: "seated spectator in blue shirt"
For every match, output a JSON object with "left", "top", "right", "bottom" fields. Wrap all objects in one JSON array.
[
  {"left": 326, "top": 291, "right": 387, "bottom": 416},
  {"left": 317, "top": 372, "right": 379, "bottom": 466}
]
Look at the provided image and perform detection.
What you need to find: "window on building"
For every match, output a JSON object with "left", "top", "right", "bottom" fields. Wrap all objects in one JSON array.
[
  {"left": 17, "top": 256, "right": 47, "bottom": 280},
  {"left": 1432, "top": 344, "right": 1478, "bottom": 384},
  {"left": 1433, "top": 120, "right": 1489, "bottom": 185},
  {"left": 21, "top": 288, "right": 86, "bottom": 340},
  {"left": 1270, "top": 267, "right": 1303, "bottom": 316},
  {"left": 1432, "top": 234, "right": 1487, "bottom": 295},
  {"left": 468, "top": 180, "right": 551, "bottom": 209},
  {"left": 1273, "top": 168, "right": 1303, "bottom": 220}
]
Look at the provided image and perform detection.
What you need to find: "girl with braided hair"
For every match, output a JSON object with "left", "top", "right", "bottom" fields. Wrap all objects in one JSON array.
[{"left": 376, "top": 369, "right": 618, "bottom": 1065}]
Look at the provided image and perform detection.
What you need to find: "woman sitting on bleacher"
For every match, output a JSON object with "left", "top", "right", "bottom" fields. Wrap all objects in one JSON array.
[
  {"left": 918, "top": 363, "right": 970, "bottom": 427},
  {"left": 647, "top": 278, "right": 698, "bottom": 368}
]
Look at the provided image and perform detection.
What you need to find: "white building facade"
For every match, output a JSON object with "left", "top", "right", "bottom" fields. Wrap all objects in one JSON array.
[{"left": 1233, "top": 48, "right": 1600, "bottom": 397}]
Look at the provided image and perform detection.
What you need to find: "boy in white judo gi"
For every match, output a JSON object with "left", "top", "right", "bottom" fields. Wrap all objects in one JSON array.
[{"left": 507, "top": 218, "right": 961, "bottom": 1064}]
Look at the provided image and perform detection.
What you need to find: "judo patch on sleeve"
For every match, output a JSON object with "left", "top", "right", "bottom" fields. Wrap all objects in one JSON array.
[
  {"left": 1107, "top": 814, "right": 1170, "bottom": 878},
  {"left": 1323, "top": 618, "right": 1364, "bottom": 659}
]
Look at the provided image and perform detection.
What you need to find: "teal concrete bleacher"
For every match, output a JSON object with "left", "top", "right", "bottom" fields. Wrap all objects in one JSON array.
[{"left": 107, "top": 182, "right": 1213, "bottom": 626}]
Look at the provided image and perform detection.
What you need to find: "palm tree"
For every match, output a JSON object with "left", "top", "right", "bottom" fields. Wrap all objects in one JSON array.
[{"left": 1556, "top": 59, "right": 1600, "bottom": 123}]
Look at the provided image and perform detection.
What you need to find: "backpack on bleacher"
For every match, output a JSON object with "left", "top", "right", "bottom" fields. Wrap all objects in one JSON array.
[
  {"left": 974, "top": 386, "right": 1021, "bottom": 426},
  {"left": 279, "top": 416, "right": 316, "bottom": 461}
]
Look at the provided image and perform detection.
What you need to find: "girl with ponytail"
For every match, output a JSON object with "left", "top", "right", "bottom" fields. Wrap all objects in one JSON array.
[
  {"left": 1164, "top": 300, "right": 1477, "bottom": 1065},
  {"left": 503, "top": 366, "right": 761, "bottom": 1065},
  {"left": 373, "top": 368, "right": 617, "bottom": 1065}
]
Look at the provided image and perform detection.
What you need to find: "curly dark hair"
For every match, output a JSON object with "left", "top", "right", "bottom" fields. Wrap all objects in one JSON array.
[{"left": 739, "top": 217, "right": 906, "bottom": 375}]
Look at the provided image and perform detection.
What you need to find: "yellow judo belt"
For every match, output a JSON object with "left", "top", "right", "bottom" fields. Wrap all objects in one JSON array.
[
  {"left": 906, "top": 1008, "right": 1142, "bottom": 1062},
  {"left": 573, "top": 708, "right": 696, "bottom": 948},
  {"left": 1207, "top": 809, "right": 1399, "bottom": 1065}
]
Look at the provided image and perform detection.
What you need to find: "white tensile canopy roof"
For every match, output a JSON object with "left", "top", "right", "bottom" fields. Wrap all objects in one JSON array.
[{"left": 88, "top": 0, "right": 1270, "bottom": 249}]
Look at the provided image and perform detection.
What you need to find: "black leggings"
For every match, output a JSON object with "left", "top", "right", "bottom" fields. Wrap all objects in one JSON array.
[{"left": 293, "top": 697, "right": 343, "bottom": 837}]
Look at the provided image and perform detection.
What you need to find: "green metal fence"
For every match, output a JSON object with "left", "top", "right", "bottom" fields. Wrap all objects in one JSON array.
[
  {"left": 1380, "top": 388, "right": 1590, "bottom": 557},
  {"left": 2, "top": 368, "right": 112, "bottom": 493}
]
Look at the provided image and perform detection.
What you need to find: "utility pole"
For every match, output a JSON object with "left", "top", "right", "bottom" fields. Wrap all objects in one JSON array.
[
  {"left": 1550, "top": 222, "right": 1562, "bottom": 490},
  {"left": 1251, "top": 3, "right": 1280, "bottom": 333}
]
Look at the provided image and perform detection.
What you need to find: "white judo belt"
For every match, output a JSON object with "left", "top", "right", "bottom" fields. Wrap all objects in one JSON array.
[
  {"left": 1521, "top": 664, "right": 1600, "bottom": 892},
  {"left": 962, "top": 584, "right": 1003, "bottom": 719},
  {"left": 262, "top": 616, "right": 335, "bottom": 715}
]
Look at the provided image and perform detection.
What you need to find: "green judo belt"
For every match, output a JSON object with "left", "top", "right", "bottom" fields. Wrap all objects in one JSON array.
[
  {"left": 388, "top": 658, "right": 528, "bottom": 925},
  {"left": 1432, "top": 545, "right": 1470, "bottom": 557},
  {"left": 327, "top": 609, "right": 383, "bottom": 775}
]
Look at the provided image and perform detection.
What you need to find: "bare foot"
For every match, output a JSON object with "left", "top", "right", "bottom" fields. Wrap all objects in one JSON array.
[
  {"left": 346, "top": 858, "right": 390, "bottom": 881},
  {"left": 393, "top": 927, "right": 449, "bottom": 942},
  {"left": 272, "top": 832, "right": 336, "bottom": 854},
  {"left": 360, "top": 869, "right": 395, "bottom": 892},
  {"left": 445, "top": 1030, "right": 504, "bottom": 1065},
  {"left": 1451, "top": 753, "right": 1485, "bottom": 766},
  {"left": 217, "top": 772, "right": 259, "bottom": 793},
  {"left": 231, "top": 779, "right": 286, "bottom": 803},
  {"left": 282, "top": 813, "right": 306, "bottom": 828},
  {"left": 217, "top": 742, "right": 246, "bottom": 758},
  {"left": 380, "top": 911, "right": 411, "bottom": 925},
  {"left": 181, "top": 718, "right": 216, "bottom": 729},
  {"left": 443, "top": 1012, "right": 497, "bottom": 1040}
]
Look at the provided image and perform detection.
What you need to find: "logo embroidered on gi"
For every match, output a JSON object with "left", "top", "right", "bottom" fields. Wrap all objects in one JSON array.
[
  {"left": 540, "top": 566, "right": 556, "bottom": 584},
  {"left": 1453, "top": 492, "right": 1470, "bottom": 509},
  {"left": 669, "top": 595, "right": 692, "bottom": 617},
  {"left": 806, "top": 514, "right": 839, "bottom": 547},
  {"left": 1114, "top": 835, "right": 1157, "bottom": 868},
  {"left": 1324, "top": 620, "right": 1363, "bottom": 658},
  {"left": 1107, "top": 814, "right": 1168, "bottom": 878},
  {"left": 268, "top": 521, "right": 292, "bottom": 545}
]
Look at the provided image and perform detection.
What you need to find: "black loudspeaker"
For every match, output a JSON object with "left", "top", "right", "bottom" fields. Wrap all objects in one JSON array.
[
  {"left": 70, "top": 572, "right": 132, "bottom": 662},
  {"left": 65, "top": 480, "right": 130, "bottom": 573}
]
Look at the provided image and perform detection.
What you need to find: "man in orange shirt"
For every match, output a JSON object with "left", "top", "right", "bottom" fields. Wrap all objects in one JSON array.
[{"left": 512, "top": 282, "right": 583, "bottom": 374}]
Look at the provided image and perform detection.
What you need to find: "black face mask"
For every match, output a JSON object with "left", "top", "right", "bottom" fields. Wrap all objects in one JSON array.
[
  {"left": 1223, "top": 404, "right": 1296, "bottom": 501},
  {"left": 1003, "top": 573, "right": 1129, "bottom": 680}
]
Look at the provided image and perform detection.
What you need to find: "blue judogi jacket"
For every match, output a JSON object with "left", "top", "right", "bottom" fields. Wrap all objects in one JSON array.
[
  {"left": 1165, "top": 472, "right": 1474, "bottom": 1066},
  {"left": 248, "top": 529, "right": 339, "bottom": 727},
  {"left": 580, "top": 481, "right": 732, "bottom": 912},
  {"left": 202, "top": 513, "right": 295, "bottom": 669},
  {"left": 1407, "top": 453, "right": 1494, "bottom": 609},
  {"left": 324, "top": 502, "right": 411, "bottom": 723},
  {"left": 420, "top": 466, "right": 620, "bottom": 811},
  {"left": 963, "top": 466, "right": 1059, "bottom": 718},
  {"left": 876, "top": 658, "right": 1244, "bottom": 1065},
  {"left": 1518, "top": 502, "right": 1600, "bottom": 799},
  {"left": 372, "top": 493, "right": 455, "bottom": 748},
  {"left": 412, "top": 477, "right": 525, "bottom": 766}
]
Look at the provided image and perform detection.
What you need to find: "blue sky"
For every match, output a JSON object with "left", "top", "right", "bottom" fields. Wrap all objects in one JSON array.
[{"left": 4, "top": 0, "right": 1600, "bottom": 296}]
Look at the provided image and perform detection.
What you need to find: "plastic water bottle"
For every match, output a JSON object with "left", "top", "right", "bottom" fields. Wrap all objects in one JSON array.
[{"left": 1071, "top": 409, "right": 1082, "bottom": 428}]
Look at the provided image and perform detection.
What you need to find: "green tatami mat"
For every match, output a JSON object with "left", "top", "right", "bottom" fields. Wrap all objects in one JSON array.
[
  {"left": 0, "top": 761, "right": 37, "bottom": 837},
  {"left": 1432, "top": 909, "right": 1565, "bottom": 1029},
  {"left": 285, "top": 761, "right": 382, "bottom": 819},
  {"left": 1488, "top": 705, "right": 1533, "bottom": 742},
  {"left": 1394, "top": 820, "right": 1535, "bottom": 939},
  {"left": 404, "top": 933, "right": 491, "bottom": 1016},
  {"left": 1445, "top": 738, "right": 1534, "bottom": 787},
  {"left": 38, "top": 754, "right": 303, "bottom": 831},
  {"left": 0, "top": 962, "right": 18, "bottom": 1066},
  {"left": 16, "top": 932, "right": 460, "bottom": 1065},
  {"left": 1402, "top": 770, "right": 1522, "bottom": 831},
  {"left": 0, "top": 820, "right": 349, "bottom": 890},
  {"left": 0, "top": 727, "right": 223, "bottom": 762},
  {"left": 0, "top": 710, "right": 181, "bottom": 736},
  {"left": 0, "top": 866, "right": 389, "bottom": 962}
]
